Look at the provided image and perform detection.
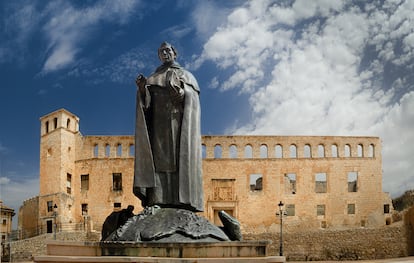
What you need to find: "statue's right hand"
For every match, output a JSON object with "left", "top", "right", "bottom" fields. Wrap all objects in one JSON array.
[{"left": 135, "top": 74, "right": 147, "bottom": 93}]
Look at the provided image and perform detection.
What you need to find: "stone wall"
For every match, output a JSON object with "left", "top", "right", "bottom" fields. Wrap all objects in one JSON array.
[
  {"left": 9, "top": 231, "right": 100, "bottom": 261},
  {"left": 245, "top": 223, "right": 410, "bottom": 260}
]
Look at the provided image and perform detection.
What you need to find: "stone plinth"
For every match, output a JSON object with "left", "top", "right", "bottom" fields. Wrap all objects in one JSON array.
[{"left": 34, "top": 241, "right": 285, "bottom": 263}]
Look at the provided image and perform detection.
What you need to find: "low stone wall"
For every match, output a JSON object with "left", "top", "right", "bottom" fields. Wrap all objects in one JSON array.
[
  {"left": 9, "top": 231, "right": 100, "bottom": 261},
  {"left": 244, "top": 223, "right": 410, "bottom": 260}
]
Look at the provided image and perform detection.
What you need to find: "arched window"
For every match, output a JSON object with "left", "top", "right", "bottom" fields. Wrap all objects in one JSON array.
[
  {"left": 129, "top": 144, "right": 135, "bottom": 157},
  {"left": 357, "top": 144, "right": 363, "bottom": 157},
  {"left": 331, "top": 144, "right": 338, "bottom": 157},
  {"left": 304, "top": 144, "right": 311, "bottom": 158},
  {"left": 117, "top": 143, "right": 122, "bottom": 157},
  {"left": 344, "top": 144, "right": 351, "bottom": 157},
  {"left": 275, "top": 144, "right": 283, "bottom": 158},
  {"left": 245, "top": 145, "right": 253, "bottom": 158},
  {"left": 214, "top": 144, "right": 222, "bottom": 158},
  {"left": 289, "top": 144, "right": 297, "bottom": 158},
  {"left": 229, "top": 144, "right": 238, "bottom": 158},
  {"left": 368, "top": 144, "right": 375, "bottom": 157},
  {"left": 93, "top": 144, "right": 99, "bottom": 157},
  {"left": 318, "top": 144, "right": 325, "bottom": 158},
  {"left": 53, "top": 117, "right": 58, "bottom": 129},
  {"left": 260, "top": 144, "right": 268, "bottom": 158},
  {"left": 105, "top": 144, "right": 110, "bottom": 157},
  {"left": 66, "top": 118, "right": 71, "bottom": 129},
  {"left": 202, "top": 144, "right": 207, "bottom": 159}
]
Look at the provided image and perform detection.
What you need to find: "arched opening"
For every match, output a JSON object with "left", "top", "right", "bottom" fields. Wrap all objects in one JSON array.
[
  {"left": 304, "top": 144, "right": 311, "bottom": 158},
  {"left": 289, "top": 144, "right": 297, "bottom": 158},
  {"left": 93, "top": 144, "right": 99, "bottom": 157},
  {"left": 202, "top": 144, "right": 207, "bottom": 159},
  {"left": 129, "top": 144, "right": 135, "bottom": 157},
  {"left": 117, "top": 143, "right": 122, "bottom": 157},
  {"left": 260, "top": 144, "right": 268, "bottom": 158},
  {"left": 357, "top": 144, "right": 363, "bottom": 157},
  {"left": 275, "top": 144, "right": 283, "bottom": 158},
  {"left": 105, "top": 144, "right": 110, "bottom": 157},
  {"left": 331, "top": 144, "right": 338, "bottom": 157},
  {"left": 318, "top": 144, "right": 325, "bottom": 158},
  {"left": 53, "top": 117, "right": 58, "bottom": 129},
  {"left": 66, "top": 118, "right": 71, "bottom": 129},
  {"left": 344, "top": 144, "right": 351, "bottom": 157},
  {"left": 368, "top": 144, "right": 375, "bottom": 157},
  {"left": 214, "top": 144, "right": 222, "bottom": 158},
  {"left": 245, "top": 145, "right": 253, "bottom": 158},
  {"left": 229, "top": 144, "right": 238, "bottom": 158}
]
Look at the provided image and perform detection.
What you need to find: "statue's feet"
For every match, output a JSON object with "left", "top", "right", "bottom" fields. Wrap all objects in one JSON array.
[{"left": 218, "top": 210, "right": 242, "bottom": 241}]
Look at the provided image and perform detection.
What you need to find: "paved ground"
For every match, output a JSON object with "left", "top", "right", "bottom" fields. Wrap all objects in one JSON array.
[{"left": 289, "top": 257, "right": 414, "bottom": 263}]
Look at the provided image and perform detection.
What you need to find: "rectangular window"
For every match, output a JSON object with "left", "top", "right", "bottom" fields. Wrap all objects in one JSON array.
[
  {"left": 114, "top": 202, "right": 122, "bottom": 208},
  {"left": 315, "top": 173, "right": 327, "bottom": 193},
  {"left": 284, "top": 173, "right": 296, "bottom": 194},
  {"left": 112, "top": 173, "right": 122, "bottom": 191},
  {"left": 66, "top": 173, "right": 72, "bottom": 194},
  {"left": 81, "top": 174, "right": 89, "bottom": 191},
  {"left": 317, "top": 204, "right": 325, "bottom": 216},
  {"left": 384, "top": 204, "right": 390, "bottom": 214},
  {"left": 286, "top": 204, "right": 295, "bottom": 216},
  {"left": 47, "top": 201, "right": 53, "bottom": 212},
  {"left": 348, "top": 172, "right": 358, "bottom": 192},
  {"left": 2, "top": 219, "right": 6, "bottom": 225},
  {"left": 249, "top": 174, "right": 263, "bottom": 191},
  {"left": 348, "top": 204, "right": 356, "bottom": 214},
  {"left": 81, "top": 203, "right": 88, "bottom": 215}
]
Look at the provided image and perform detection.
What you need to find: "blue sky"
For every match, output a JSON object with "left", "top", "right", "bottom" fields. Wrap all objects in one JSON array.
[{"left": 1, "top": 0, "right": 414, "bottom": 225}]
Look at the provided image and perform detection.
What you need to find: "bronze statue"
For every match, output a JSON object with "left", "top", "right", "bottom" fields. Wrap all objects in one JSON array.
[{"left": 133, "top": 42, "right": 203, "bottom": 212}]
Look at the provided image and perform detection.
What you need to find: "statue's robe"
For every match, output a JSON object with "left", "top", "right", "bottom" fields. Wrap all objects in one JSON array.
[{"left": 133, "top": 62, "right": 203, "bottom": 212}]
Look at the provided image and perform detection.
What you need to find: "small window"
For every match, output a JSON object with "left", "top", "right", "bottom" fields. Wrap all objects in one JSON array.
[
  {"left": 245, "top": 145, "right": 253, "bottom": 158},
  {"left": 348, "top": 172, "right": 358, "bottom": 192},
  {"left": 317, "top": 204, "right": 325, "bottom": 216},
  {"left": 304, "top": 144, "right": 311, "bottom": 158},
  {"left": 229, "top": 144, "right": 238, "bottom": 158},
  {"left": 249, "top": 174, "right": 263, "bottom": 191},
  {"left": 289, "top": 144, "right": 297, "bottom": 158},
  {"left": 45, "top": 121, "right": 49, "bottom": 133},
  {"left": 82, "top": 203, "right": 88, "bottom": 215},
  {"left": 286, "top": 204, "right": 295, "bottom": 216},
  {"left": 66, "top": 118, "right": 71, "bottom": 129},
  {"left": 202, "top": 144, "right": 207, "bottom": 159},
  {"left": 318, "top": 144, "right": 325, "bottom": 157},
  {"left": 260, "top": 144, "right": 268, "bottom": 158},
  {"left": 284, "top": 173, "right": 296, "bottom": 194},
  {"left": 315, "top": 173, "right": 327, "bottom": 193},
  {"left": 357, "top": 144, "right": 363, "bottom": 157},
  {"left": 117, "top": 143, "right": 122, "bottom": 157},
  {"left": 53, "top": 117, "right": 58, "bottom": 129},
  {"left": 67, "top": 173, "right": 72, "bottom": 194},
  {"left": 114, "top": 203, "right": 122, "bottom": 208},
  {"left": 2, "top": 219, "right": 6, "bottom": 225},
  {"left": 81, "top": 174, "right": 89, "bottom": 191},
  {"left": 331, "top": 144, "right": 338, "bottom": 157},
  {"left": 368, "top": 144, "right": 375, "bottom": 157},
  {"left": 93, "top": 144, "right": 99, "bottom": 157},
  {"left": 348, "top": 204, "right": 355, "bottom": 214},
  {"left": 275, "top": 144, "right": 283, "bottom": 158},
  {"left": 214, "top": 144, "right": 222, "bottom": 158},
  {"left": 105, "top": 144, "right": 110, "bottom": 157},
  {"left": 129, "top": 144, "right": 135, "bottom": 157},
  {"left": 113, "top": 173, "right": 122, "bottom": 191},
  {"left": 344, "top": 144, "right": 351, "bottom": 157},
  {"left": 47, "top": 201, "right": 53, "bottom": 212},
  {"left": 384, "top": 204, "right": 390, "bottom": 214}
]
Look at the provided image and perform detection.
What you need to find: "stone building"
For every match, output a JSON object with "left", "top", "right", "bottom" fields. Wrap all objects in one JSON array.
[
  {"left": 1, "top": 200, "right": 15, "bottom": 242},
  {"left": 18, "top": 108, "right": 393, "bottom": 238}
]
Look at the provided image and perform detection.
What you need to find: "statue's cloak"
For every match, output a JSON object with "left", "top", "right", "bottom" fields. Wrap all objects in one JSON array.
[{"left": 133, "top": 63, "right": 203, "bottom": 212}]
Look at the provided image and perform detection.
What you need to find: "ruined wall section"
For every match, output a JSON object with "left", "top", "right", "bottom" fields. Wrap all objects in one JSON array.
[{"left": 202, "top": 135, "right": 389, "bottom": 232}]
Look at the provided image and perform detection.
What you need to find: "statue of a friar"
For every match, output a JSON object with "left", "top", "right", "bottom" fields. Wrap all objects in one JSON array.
[{"left": 133, "top": 42, "right": 203, "bottom": 212}]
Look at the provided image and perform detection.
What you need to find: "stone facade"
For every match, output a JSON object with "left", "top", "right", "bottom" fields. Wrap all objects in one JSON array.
[
  {"left": 1, "top": 200, "right": 15, "bottom": 241},
  {"left": 18, "top": 108, "right": 393, "bottom": 238}
]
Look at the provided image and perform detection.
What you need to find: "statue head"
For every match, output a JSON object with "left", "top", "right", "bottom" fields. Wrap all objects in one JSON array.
[{"left": 158, "top": 41, "right": 177, "bottom": 64}]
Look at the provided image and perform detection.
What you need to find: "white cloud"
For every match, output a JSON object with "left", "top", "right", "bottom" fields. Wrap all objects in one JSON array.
[
  {"left": 197, "top": 0, "right": 414, "bottom": 197},
  {"left": 41, "top": 0, "right": 140, "bottom": 73}
]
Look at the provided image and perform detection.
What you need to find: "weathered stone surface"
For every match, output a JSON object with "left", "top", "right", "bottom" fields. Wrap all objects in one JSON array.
[{"left": 106, "top": 207, "right": 230, "bottom": 242}]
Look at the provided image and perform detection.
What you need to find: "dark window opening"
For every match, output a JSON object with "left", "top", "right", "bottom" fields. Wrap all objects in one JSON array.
[
  {"left": 249, "top": 174, "right": 263, "bottom": 191},
  {"left": 66, "top": 173, "right": 72, "bottom": 194},
  {"left": 113, "top": 173, "right": 122, "bottom": 191},
  {"left": 81, "top": 174, "right": 89, "bottom": 191}
]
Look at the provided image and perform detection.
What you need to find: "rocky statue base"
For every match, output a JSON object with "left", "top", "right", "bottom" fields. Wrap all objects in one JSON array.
[{"left": 103, "top": 206, "right": 242, "bottom": 243}]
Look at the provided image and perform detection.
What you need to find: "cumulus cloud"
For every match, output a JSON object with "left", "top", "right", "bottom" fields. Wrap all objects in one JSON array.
[{"left": 197, "top": 0, "right": 414, "bottom": 197}]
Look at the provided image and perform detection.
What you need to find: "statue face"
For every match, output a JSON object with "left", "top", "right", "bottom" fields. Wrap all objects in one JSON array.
[{"left": 158, "top": 44, "right": 176, "bottom": 63}]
